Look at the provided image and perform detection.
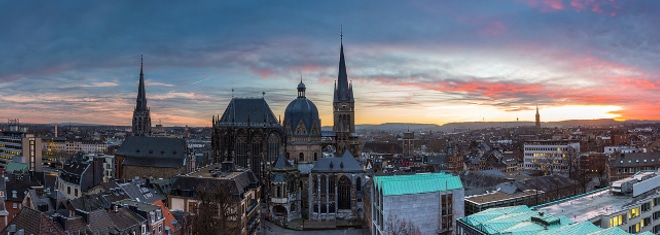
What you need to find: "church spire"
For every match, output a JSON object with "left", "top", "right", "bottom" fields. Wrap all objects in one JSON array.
[
  {"left": 535, "top": 105, "right": 541, "bottom": 129},
  {"left": 335, "top": 26, "right": 353, "bottom": 103},
  {"left": 137, "top": 55, "right": 147, "bottom": 110},
  {"left": 132, "top": 55, "right": 152, "bottom": 136}
]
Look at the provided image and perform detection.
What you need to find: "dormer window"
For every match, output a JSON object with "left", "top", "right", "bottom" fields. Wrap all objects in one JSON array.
[{"left": 12, "top": 190, "right": 17, "bottom": 198}]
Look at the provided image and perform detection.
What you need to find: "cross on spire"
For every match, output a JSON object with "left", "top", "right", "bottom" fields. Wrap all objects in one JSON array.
[{"left": 340, "top": 25, "right": 343, "bottom": 43}]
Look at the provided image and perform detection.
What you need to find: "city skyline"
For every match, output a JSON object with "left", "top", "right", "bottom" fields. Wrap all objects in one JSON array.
[{"left": 1, "top": 1, "right": 659, "bottom": 127}]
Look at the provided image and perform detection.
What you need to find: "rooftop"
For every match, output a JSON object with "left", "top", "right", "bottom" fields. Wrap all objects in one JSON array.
[
  {"left": 534, "top": 188, "right": 626, "bottom": 223},
  {"left": 374, "top": 172, "right": 462, "bottom": 196},
  {"left": 459, "top": 205, "right": 653, "bottom": 235}
]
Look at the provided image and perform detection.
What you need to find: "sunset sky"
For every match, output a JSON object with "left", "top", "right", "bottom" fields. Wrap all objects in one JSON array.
[{"left": 1, "top": 0, "right": 659, "bottom": 127}]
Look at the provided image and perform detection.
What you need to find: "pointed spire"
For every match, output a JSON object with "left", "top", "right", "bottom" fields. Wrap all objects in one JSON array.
[
  {"left": 335, "top": 26, "right": 352, "bottom": 102},
  {"left": 136, "top": 55, "right": 147, "bottom": 111}
]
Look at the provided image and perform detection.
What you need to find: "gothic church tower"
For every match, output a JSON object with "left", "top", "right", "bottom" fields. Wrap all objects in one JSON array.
[
  {"left": 333, "top": 30, "right": 358, "bottom": 156},
  {"left": 132, "top": 56, "right": 152, "bottom": 136}
]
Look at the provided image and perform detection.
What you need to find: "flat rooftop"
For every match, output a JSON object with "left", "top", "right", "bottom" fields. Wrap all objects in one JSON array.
[
  {"left": 466, "top": 190, "right": 542, "bottom": 205},
  {"left": 185, "top": 164, "right": 245, "bottom": 179},
  {"left": 534, "top": 188, "right": 629, "bottom": 223}
]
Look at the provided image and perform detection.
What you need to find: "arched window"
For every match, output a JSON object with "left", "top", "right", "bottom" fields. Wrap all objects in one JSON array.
[
  {"left": 299, "top": 153, "right": 304, "bottom": 162},
  {"left": 314, "top": 152, "right": 318, "bottom": 161},
  {"left": 356, "top": 177, "right": 362, "bottom": 192},
  {"left": 268, "top": 134, "right": 280, "bottom": 164},
  {"left": 338, "top": 175, "right": 351, "bottom": 209},
  {"left": 320, "top": 175, "right": 327, "bottom": 194}
]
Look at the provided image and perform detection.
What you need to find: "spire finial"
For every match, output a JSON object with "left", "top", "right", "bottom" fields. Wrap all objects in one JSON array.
[
  {"left": 340, "top": 25, "right": 343, "bottom": 43},
  {"left": 300, "top": 73, "right": 303, "bottom": 83}
]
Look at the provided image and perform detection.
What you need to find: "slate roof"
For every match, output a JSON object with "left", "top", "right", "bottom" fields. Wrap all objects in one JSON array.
[
  {"left": 609, "top": 152, "right": 660, "bottom": 168},
  {"left": 374, "top": 173, "right": 463, "bottom": 196},
  {"left": 311, "top": 150, "right": 364, "bottom": 173},
  {"left": 87, "top": 209, "right": 116, "bottom": 233},
  {"left": 4, "top": 172, "right": 41, "bottom": 202},
  {"left": 116, "top": 136, "right": 187, "bottom": 168},
  {"left": 118, "top": 179, "right": 165, "bottom": 204},
  {"left": 272, "top": 153, "right": 295, "bottom": 171},
  {"left": 108, "top": 207, "right": 146, "bottom": 232},
  {"left": 216, "top": 98, "right": 280, "bottom": 127},
  {"left": 170, "top": 169, "right": 258, "bottom": 199},
  {"left": 1, "top": 207, "right": 65, "bottom": 235},
  {"left": 284, "top": 82, "right": 321, "bottom": 137}
]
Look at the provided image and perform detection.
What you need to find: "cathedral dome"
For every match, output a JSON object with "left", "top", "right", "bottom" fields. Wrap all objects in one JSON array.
[{"left": 284, "top": 81, "right": 321, "bottom": 137}]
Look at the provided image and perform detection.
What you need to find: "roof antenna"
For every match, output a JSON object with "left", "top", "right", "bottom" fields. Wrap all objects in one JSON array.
[
  {"left": 231, "top": 88, "right": 234, "bottom": 98},
  {"left": 262, "top": 91, "right": 266, "bottom": 98}
]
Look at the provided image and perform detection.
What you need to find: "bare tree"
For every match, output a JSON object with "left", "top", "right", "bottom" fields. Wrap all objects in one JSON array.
[
  {"left": 190, "top": 180, "right": 241, "bottom": 235},
  {"left": 386, "top": 214, "right": 422, "bottom": 235}
]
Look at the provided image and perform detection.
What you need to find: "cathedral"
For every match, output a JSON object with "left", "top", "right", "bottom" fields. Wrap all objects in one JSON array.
[
  {"left": 211, "top": 33, "right": 366, "bottom": 229},
  {"left": 132, "top": 55, "right": 152, "bottom": 136}
]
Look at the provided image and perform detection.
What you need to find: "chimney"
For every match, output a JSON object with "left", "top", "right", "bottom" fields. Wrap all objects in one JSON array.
[{"left": 113, "top": 204, "right": 119, "bottom": 213}]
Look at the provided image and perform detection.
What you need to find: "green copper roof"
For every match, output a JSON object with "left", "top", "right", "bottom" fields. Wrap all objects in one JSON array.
[
  {"left": 373, "top": 173, "right": 462, "bottom": 196},
  {"left": 459, "top": 205, "right": 648, "bottom": 235},
  {"left": 5, "top": 162, "right": 28, "bottom": 173}
]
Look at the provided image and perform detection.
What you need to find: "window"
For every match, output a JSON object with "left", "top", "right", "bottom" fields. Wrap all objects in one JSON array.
[
  {"left": 67, "top": 187, "right": 71, "bottom": 195},
  {"left": 643, "top": 217, "right": 651, "bottom": 228},
  {"left": 629, "top": 223, "right": 640, "bottom": 233},
  {"left": 654, "top": 197, "right": 660, "bottom": 207},
  {"left": 610, "top": 214, "right": 624, "bottom": 227},
  {"left": 188, "top": 202, "right": 198, "bottom": 213},
  {"left": 12, "top": 203, "right": 17, "bottom": 209},
  {"left": 338, "top": 175, "right": 351, "bottom": 209},
  {"left": 629, "top": 207, "right": 640, "bottom": 219},
  {"left": 75, "top": 189, "right": 78, "bottom": 197},
  {"left": 642, "top": 202, "right": 651, "bottom": 212}
]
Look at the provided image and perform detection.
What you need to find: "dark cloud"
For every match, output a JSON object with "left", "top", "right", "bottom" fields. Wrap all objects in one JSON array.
[{"left": 0, "top": 0, "right": 659, "bottom": 125}]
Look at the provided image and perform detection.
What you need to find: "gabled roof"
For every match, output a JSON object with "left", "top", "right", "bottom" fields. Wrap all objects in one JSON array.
[
  {"left": 374, "top": 173, "right": 463, "bottom": 196},
  {"left": 311, "top": 150, "right": 364, "bottom": 173},
  {"left": 116, "top": 136, "right": 187, "bottom": 168},
  {"left": 1, "top": 207, "right": 65, "bottom": 235},
  {"left": 116, "top": 136, "right": 186, "bottom": 159},
  {"left": 217, "top": 98, "right": 280, "bottom": 127},
  {"left": 108, "top": 207, "right": 146, "bottom": 232}
]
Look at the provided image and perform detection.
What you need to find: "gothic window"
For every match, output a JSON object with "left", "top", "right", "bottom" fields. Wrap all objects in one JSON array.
[
  {"left": 268, "top": 133, "right": 280, "bottom": 162},
  {"left": 314, "top": 152, "right": 318, "bottom": 161},
  {"left": 320, "top": 175, "right": 327, "bottom": 194},
  {"left": 338, "top": 175, "right": 351, "bottom": 209},
  {"left": 329, "top": 175, "right": 336, "bottom": 192},
  {"left": 312, "top": 175, "right": 318, "bottom": 194}
]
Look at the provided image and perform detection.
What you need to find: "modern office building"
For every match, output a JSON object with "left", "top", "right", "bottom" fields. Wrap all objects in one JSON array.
[
  {"left": 371, "top": 173, "right": 464, "bottom": 235},
  {"left": 0, "top": 131, "right": 42, "bottom": 172},
  {"left": 535, "top": 171, "right": 660, "bottom": 234},
  {"left": 523, "top": 140, "right": 580, "bottom": 174},
  {"left": 457, "top": 205, "right": 651, "bottom": 235}
]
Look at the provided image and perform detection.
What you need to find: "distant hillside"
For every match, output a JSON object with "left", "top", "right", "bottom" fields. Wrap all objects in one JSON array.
[{"left": 349, "top": 119, "right": 660, "bottom": 133}]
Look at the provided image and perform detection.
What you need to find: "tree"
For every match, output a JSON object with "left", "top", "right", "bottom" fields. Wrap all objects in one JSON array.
[
  {"left": 386, "top": 214, "right": 422, "bottom": 235},
  {"left": 190, "top": 180, "right": 241, "bottom": 235}
]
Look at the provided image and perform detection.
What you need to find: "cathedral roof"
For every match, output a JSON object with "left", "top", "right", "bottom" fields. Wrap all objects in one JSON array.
[
  {"left": 311, "top": 150, "right": 364, "bottom": 173},
  {"left": 284, "top": 82, "right": 320, "bottom": 136},
  {"left": 217, "top": 98, "right": 280, "bottom": 127}
]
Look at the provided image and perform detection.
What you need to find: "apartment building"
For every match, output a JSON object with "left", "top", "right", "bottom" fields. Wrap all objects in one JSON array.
[{"left": 536, "top": 171, "right": 660, "bottom": 234}]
